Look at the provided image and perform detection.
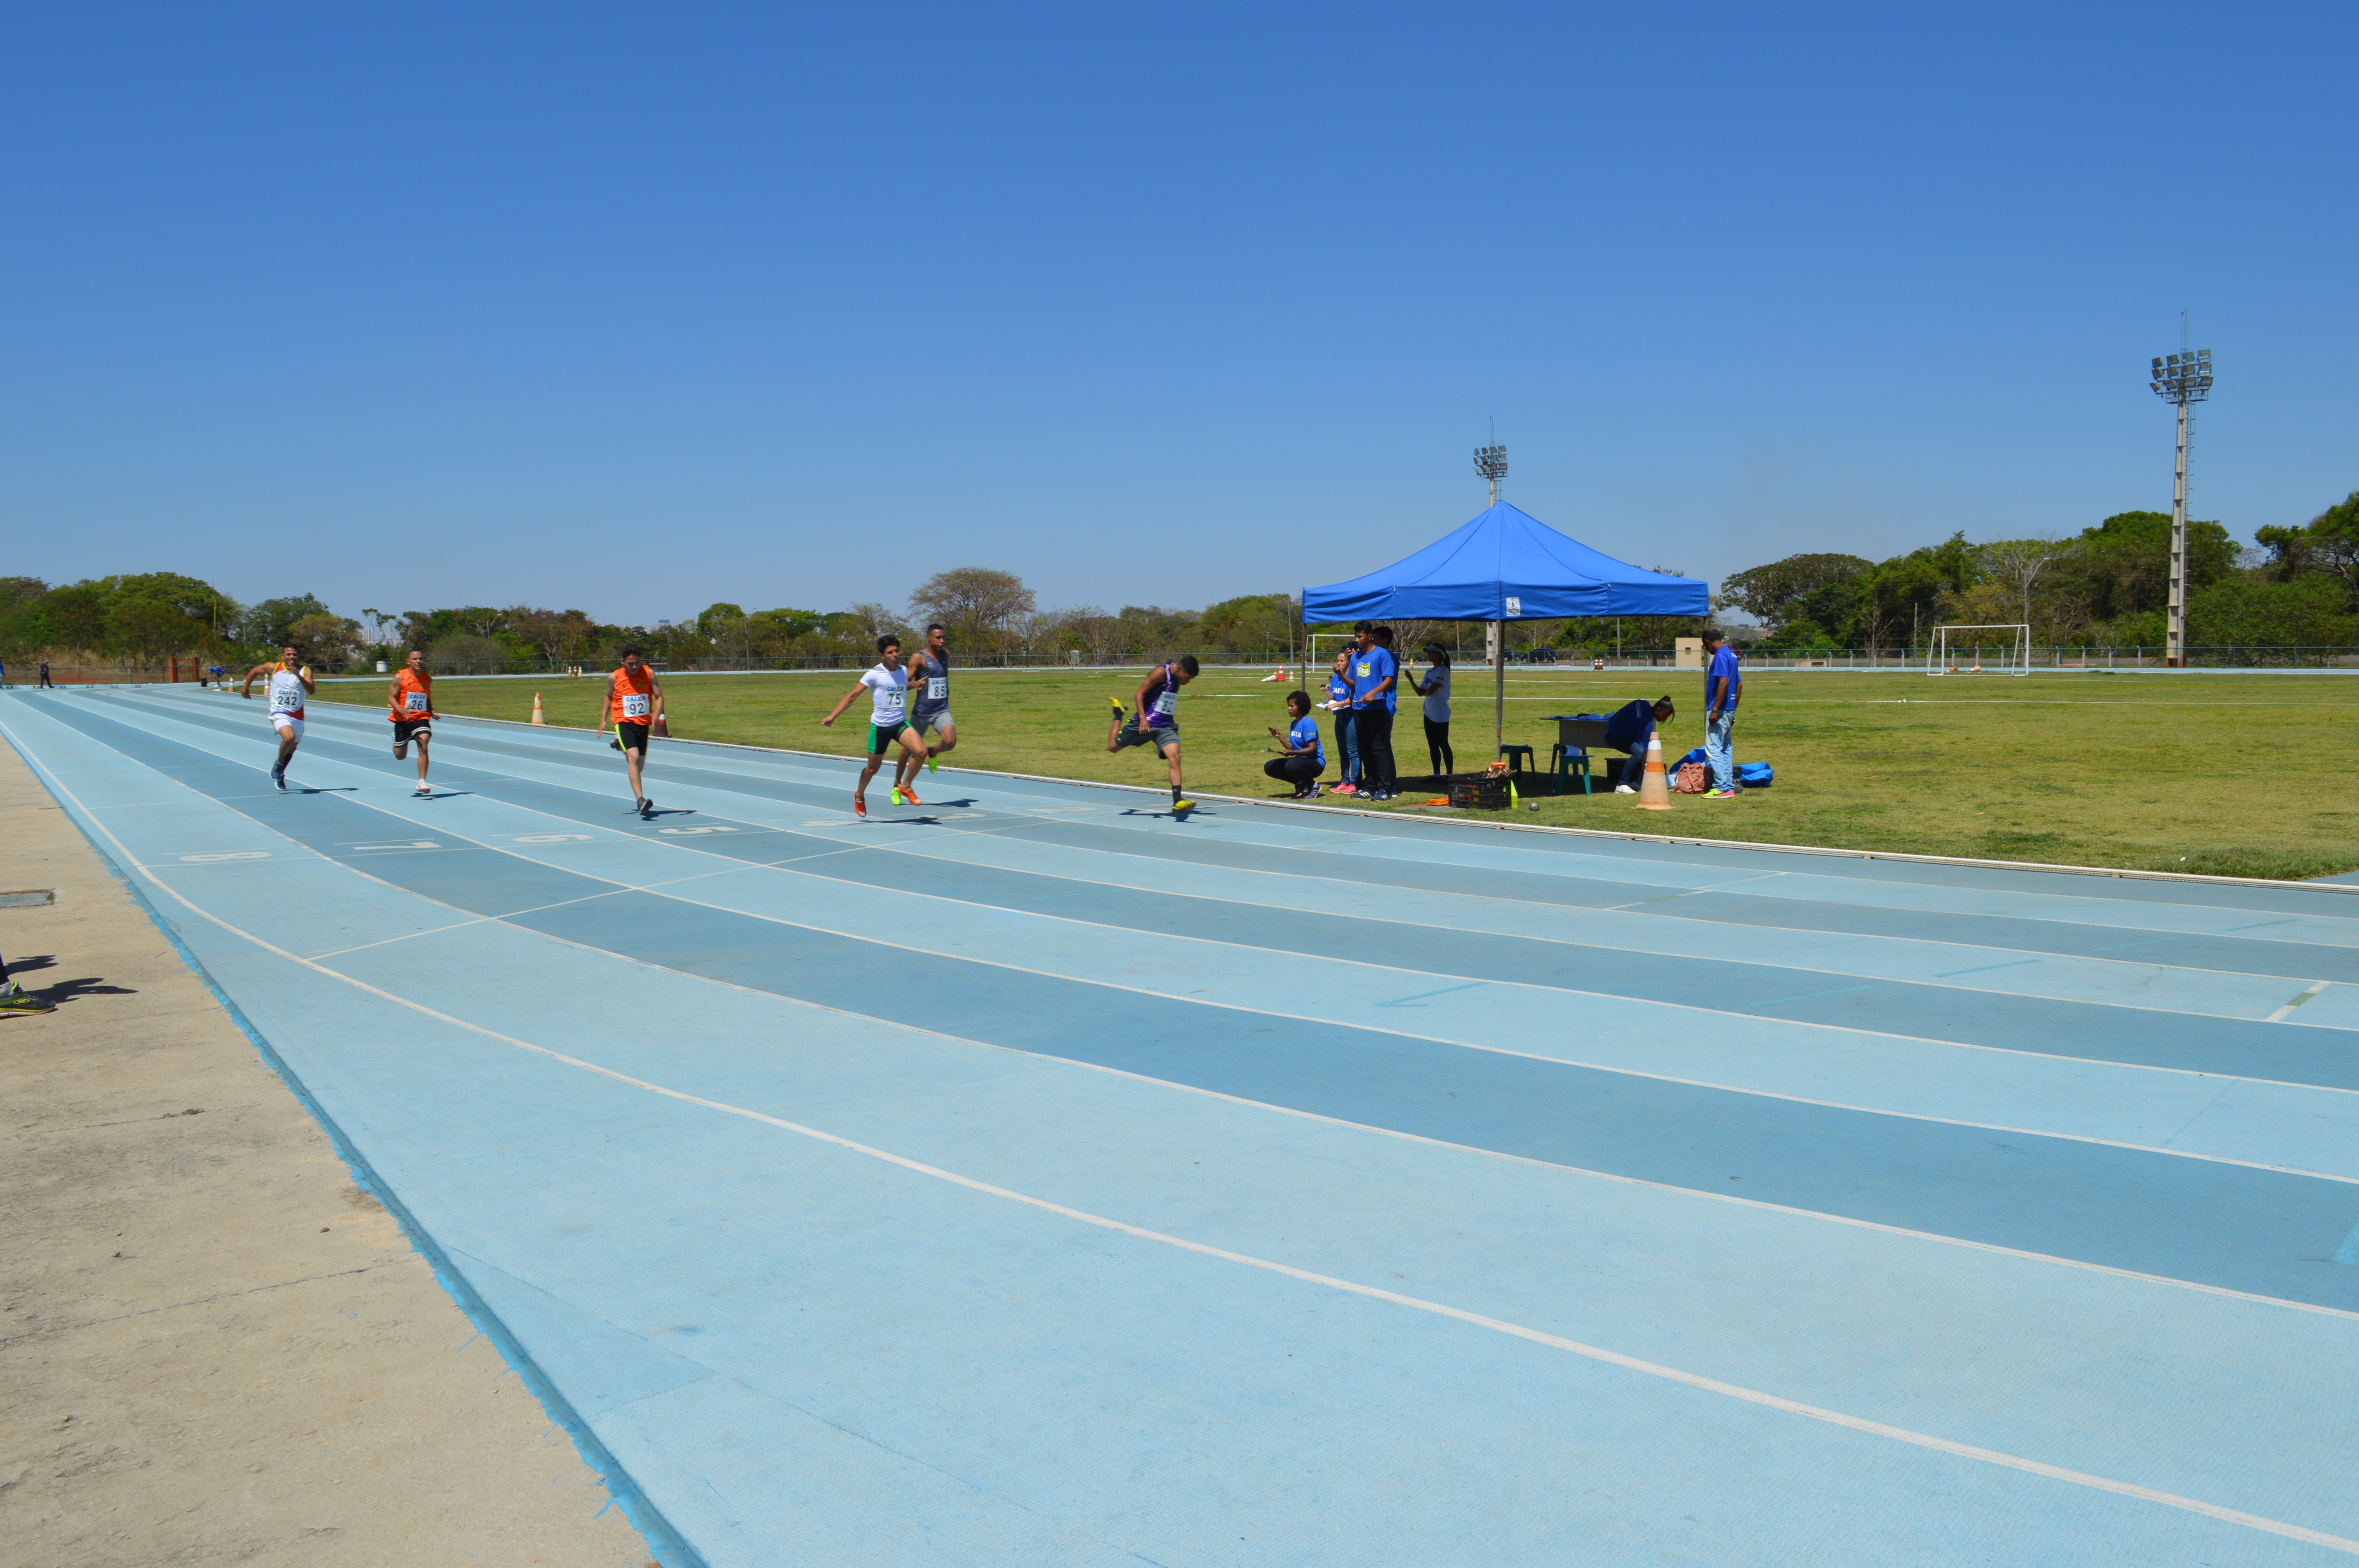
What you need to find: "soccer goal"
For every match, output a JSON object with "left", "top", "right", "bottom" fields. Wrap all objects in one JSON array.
[{"left": 1926, "top": 623, "right": 2032, "bottom": 676}]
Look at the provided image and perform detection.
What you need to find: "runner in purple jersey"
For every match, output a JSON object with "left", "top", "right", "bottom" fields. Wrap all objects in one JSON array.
[{"left": 1106, "top": 654, "right": 1200, "bottom": 813}]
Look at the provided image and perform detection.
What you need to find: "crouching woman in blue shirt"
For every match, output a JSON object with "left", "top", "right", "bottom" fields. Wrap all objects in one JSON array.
[
  {"left": 1603, "top": 695, "right": 1675, "bottom": 794},
  {"left": 1264, "top": 690, "right": 1327, "bottom": 799}
]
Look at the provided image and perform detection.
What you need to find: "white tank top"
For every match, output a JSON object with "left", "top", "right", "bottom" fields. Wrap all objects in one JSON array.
[{"left": 267, "top": 668, "right": 306, "bottom": 715}]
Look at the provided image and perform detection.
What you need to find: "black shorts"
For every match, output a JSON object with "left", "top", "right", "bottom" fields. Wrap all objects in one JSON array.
[
  {"left": 867, "top": 718, "right": 912, "bottom": 754},
  {"left": 392, "top": 719, "right": 432, "bottom": 745},
  {"left": 614, "top": 720, "right": 651, "bottom": 753}
]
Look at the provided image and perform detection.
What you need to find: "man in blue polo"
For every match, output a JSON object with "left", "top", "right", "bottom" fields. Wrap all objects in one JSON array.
[
  {"left": 1703, "top": 628, "right": 1742, "bottom": 797},
  {"left": 1603, "top": 695, "right": 1676, "bottom": 795}
]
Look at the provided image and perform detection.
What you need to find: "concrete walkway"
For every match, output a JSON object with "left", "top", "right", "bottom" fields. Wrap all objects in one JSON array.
[{"left": 0, "top": 733, "right": 658, "bottom": 1567}]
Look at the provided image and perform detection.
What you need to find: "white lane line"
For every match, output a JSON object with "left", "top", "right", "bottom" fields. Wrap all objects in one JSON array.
[
  {"left": 2270, "top": 982, "right": 2332, "bottom": 1024},
  {"left": 13, "top": 744, "right": 2356, "bottom": 1557},
  {"left": 11, "top": 711, "right": 2359, "bottom": 1330}
]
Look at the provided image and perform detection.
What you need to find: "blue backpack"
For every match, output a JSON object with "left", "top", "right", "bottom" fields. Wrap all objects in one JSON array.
[{"left": 1737, "top": 760, "right": 1773, "bottom": 786}]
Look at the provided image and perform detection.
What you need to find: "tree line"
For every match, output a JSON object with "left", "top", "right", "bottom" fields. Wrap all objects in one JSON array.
[
  {"left": 0, "top": 567, "right": 1312, "bottom": 673},
  {"left": 1717, "top": 492, "right": 2359, "bottom": 650},
  {"left": 12, "top": 496, "right": 2352, "bottom": 676}
]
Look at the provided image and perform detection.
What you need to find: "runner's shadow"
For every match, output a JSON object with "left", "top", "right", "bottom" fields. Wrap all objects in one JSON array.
[
  {"left": 642, "top": 806, "right": 696, "bottom": 819},
  {"left": 1120, "top": 807, "right": 1207, "bottom": 821},
  {"left": 415, "top": 791, "right": 475, "bottom": 800},
  {"left": 294, "top": 785, "right": 357, "bottom": 794},
  {"left": 1, "top": 958, "right": 135, "bottom": 1004}
]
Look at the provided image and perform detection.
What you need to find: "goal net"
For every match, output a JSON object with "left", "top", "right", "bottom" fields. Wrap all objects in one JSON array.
[{"left": 1927, "top": 624, "right": 2031, "bottom": 676}]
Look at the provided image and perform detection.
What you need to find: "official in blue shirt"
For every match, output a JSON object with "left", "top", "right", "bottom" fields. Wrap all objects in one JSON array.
[
  {"left": 1349, "top": 622, "right": 1399, "bottom": 799},
  {"left": 1264, "top": 690, "right": 1328, "bottom": 798},
  {"left": 1602, "top": 696, "right": 1676, "bottom": 794},
  {"left": 1703, "top": 628, "right": 1742, "bottom": 795}
]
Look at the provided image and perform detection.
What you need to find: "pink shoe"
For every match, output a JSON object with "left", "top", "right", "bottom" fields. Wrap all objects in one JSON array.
[{"left": 1335, "top": 783, "right": 1358, "bottom": 795}]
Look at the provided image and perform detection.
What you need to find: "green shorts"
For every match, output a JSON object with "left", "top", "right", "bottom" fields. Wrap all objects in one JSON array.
[{"left": 867, "top": 718, "right": 913, "bottom": 754}]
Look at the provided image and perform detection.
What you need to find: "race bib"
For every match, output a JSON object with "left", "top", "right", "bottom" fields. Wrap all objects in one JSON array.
[
  {"left": 404, "top": 692, "right": 429, "bottom": 712},
  {"left": 621, "top": 693, "right": 651, "bottom": 718},
  {"left": 926, "top": 677, "right": 947, "bottom": 701}
]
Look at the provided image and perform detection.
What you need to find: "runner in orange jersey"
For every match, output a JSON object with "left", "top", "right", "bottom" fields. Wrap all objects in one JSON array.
[
  {"left": 603, "top": 647, "right": 664, "bottom": 818},
  {"left": 387, "top": 650, "right": 440, "bottom": 797}
]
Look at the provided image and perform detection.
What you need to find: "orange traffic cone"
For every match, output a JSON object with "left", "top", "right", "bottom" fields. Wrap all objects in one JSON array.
[
  {"left": 530, "top": 692, "right": 547, "bottom": 725},
  {"left": 654, "top": 715, "right": 670, "bottom": 738},
  {"left": 1634, "top": 731, "right": 1674, "bottom": 811}
]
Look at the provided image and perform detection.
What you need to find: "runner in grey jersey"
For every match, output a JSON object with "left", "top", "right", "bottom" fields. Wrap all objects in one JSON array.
[{"left": 900, "top": 622, "right": 957, "bottom": 797}]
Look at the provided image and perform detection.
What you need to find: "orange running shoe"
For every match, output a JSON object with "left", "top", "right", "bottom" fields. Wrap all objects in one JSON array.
[
  {"left": 901, "top": 783, "right": 921, "bottom": 806},
  {"left": 854, "top": 793, "right": 867, "bottom": 819}
]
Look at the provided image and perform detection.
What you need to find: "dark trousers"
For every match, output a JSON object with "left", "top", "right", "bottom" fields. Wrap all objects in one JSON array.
[
  {"left": 1333, "top": 709, "right": 1360, "bottom": 785},
  {"left": 1356, "top": 706, "right": 1396, "bottom": 793},
  {"left": 1423, "top": 717, "right": 1453, "bottom": 775},
  {"left": 1263, "top": 754, "right": 1322, "bottom": 793}
]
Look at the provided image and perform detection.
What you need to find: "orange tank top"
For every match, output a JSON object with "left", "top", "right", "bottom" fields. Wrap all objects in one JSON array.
[
  {"left": 609, "top": 665, "right": 656, "bottom": 724},
  {"left": 389, "top": 669, "right": 433, "bottom": 721}
]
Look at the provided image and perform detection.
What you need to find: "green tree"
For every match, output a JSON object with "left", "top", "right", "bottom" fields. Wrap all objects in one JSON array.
[
  {"left": 1716, "top": 553, "right": 1871, "bottom": 628},
  {"left": 43, "top": 584, "right": 110, "bottom": 651},
  {"left": 1194, "top": 594, "right": 1295, "bottom": 655},
  {"left": 2254, "top": 491, "right": 2359, "bottom": 605},
  {"left": 2061, "top": 511, "right": 2235, "bottom": 622},
  {"left": 909, "top": 568, "right": 1036, "bottom": 654},
  {"left": 0, "top": 578, "right": 52, "bottom": 659},
  {"left": 244, "top": 594, "right": 336, "bottom": 649},
  {"left": 2188, "top": 575, "right": 2357, "bottom": 648}
]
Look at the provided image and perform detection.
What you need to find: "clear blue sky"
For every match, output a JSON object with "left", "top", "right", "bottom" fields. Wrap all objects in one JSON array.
[{"left": 5, "top": 4, "right": 2352, "bottom": 629}]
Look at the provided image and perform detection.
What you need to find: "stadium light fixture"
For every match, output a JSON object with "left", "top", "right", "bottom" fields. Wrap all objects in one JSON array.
[
  {"left": 2149, "top": 336, "right": 2214, "bottom": 668},
  {"left": 1473, "top": 443, "right": 1508, "bottom": 506}
]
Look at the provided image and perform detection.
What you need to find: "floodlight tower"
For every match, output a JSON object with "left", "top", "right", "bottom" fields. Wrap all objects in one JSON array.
[
  {"left": 2148, "top": 342, "right": 2213, "bottom": 668},
  {"left": 1474, "top": 438, "right": 1508, "bottom": 506}
]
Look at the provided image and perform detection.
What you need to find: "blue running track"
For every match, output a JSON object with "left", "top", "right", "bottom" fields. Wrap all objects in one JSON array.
[{"left": 8, "top": 684, "right": 2359, "bottom": 1565}]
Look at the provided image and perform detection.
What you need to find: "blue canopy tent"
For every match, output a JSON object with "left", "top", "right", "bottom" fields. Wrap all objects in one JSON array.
[{"left": 1301, "top": 501, "right": 1708, "bottom": 764}]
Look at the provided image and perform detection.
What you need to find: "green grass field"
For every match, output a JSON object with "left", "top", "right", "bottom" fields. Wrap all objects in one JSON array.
[{"left": 316, "top": 665, "right": 2359, "bottom": 879}]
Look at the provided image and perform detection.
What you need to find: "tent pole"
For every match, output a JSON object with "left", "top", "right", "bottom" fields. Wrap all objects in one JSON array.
[{"left": 1492, "top": 618, "right": 1505, "bottom": 761}]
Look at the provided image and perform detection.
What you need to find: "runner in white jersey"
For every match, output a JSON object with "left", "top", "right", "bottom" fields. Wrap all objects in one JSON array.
[
  {"left": 240, "top": 644, "right": 316, "bottom": 791},
  {"left": 821, "top": 633, "right": 930, "bottom": 819}
]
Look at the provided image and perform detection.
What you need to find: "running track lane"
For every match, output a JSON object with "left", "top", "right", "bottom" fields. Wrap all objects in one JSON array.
[{"left": 8, "top": 686, "right": 2359, "bottom": 1567}]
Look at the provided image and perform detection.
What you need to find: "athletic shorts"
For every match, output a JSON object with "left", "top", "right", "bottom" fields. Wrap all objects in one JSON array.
[
  {"left": 614, "top": 720, "right": 650, "bottom": 753},
  {"left": 270, "top": 715, "right": 304, "bottom": 742},
  {"left": 867, "top": 718, "right": 913, "bottom": 754},
  {"left": 912, "top": 708, "right": 953, "bottom": 736},
  {"left": 392, "top": 719, "right": 431, "bottom": 745},
  {"left": 1112, "top": 715, "right": 1179, "bottom": 752}
]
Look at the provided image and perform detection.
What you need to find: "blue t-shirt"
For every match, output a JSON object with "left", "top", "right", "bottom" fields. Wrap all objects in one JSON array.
[
  {"left": 1351, "top": 646, "right": 1397, "bottom": 712},
  {"left": 1707, "top": 646, "right": 1741, "bottom": 711},
  {"left": 1327, "top": 672, "right": 1353, "bottom": 707},
  {"left": 1289, "top": 714, "right": 1325, "bottom": 768},
  {"left": 1603, "top": 699, "right": 1657, "bottom": 748}
]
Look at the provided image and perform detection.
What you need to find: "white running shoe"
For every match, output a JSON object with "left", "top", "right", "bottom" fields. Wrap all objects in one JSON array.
[{"left": 1614, "top": 784, "right": 1636, "bottom": 795}]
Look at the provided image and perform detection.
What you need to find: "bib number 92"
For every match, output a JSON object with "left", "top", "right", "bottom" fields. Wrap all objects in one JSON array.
[{"left": 622, "top": 694, "right": 651, "bottom": 718}]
